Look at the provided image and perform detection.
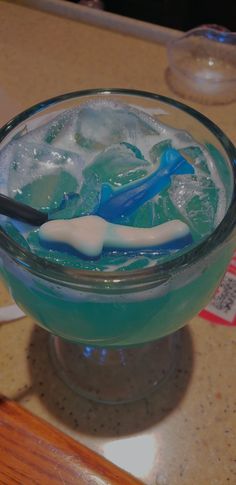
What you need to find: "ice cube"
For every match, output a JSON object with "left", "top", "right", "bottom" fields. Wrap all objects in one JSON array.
[
  {"left": 40, "top": 110, "right": 80, "bottom": 155},
  {"left": 6, "top": 141, "right": 85, "bottom": 210},
  {"left": 16, "top": 171, "right": 79, "bottom": 212},
  {"left": 74, "top": 100, "right": 159, "bottom": 151},
  {"left": 181, "top": 146, "right": 209, "bottom": 171},
  {"left": 21, "top": 109, "right": 74, "bottom": 146},
  {"left": 25, "top": 101, "right": 161, "bottom": 163},
  {"left": 83, "top": 142, "right": 151, "bottom": 188},
  {"left": 126, "top": 183, "right": 183, "bottom": 229},
  {"left": 49, "top": 192, "right": 81, "bottom": 220},
  {"left": 50, "top": 170, "right": 101, "bottom": 219},
  {"left": 149, "top": 139, "right": 172, "bottom": 164},
  {"left": 169, "top": 169, "right": 219, "bottom": 237}
]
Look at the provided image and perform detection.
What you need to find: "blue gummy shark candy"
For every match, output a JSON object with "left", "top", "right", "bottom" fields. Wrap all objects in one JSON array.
[{"left": 94, "top": 148, "right": 194, "bottom": 222}]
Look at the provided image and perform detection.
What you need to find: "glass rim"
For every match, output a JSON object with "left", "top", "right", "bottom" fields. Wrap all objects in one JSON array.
[{"left": 0, "top": 87, "right": 236, "bottom": 287}]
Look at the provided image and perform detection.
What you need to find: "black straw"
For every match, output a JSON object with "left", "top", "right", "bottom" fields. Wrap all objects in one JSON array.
[{"left": 0, "top": 194, "right": 48, "bottom": 226}]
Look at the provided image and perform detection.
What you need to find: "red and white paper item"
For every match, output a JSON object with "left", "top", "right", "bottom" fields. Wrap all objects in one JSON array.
[{"left": 200, "top": 252, "right": 236, "bottom": 326}]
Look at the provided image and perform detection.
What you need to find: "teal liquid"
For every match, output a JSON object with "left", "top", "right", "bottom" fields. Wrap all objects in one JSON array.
[
  {"left": 0, "top": 101, "right": 233, "bottom": 345},
  {"left": 2, "top": 239, "right": 234, "bottom": 345}
]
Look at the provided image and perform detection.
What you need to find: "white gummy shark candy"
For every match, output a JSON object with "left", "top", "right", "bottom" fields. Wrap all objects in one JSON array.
[{"left": 39, "top": 215, "right": 192, "bottom": 258}]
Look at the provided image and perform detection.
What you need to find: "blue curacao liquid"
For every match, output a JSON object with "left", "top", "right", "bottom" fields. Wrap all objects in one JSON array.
[{"left": 0, "top": 100, "right": 232, "bottom": 346}]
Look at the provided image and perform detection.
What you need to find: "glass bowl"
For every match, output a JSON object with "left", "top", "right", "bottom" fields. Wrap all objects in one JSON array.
[
  {"left": 0, "top": 89, "right": 236, "bottom": 403},
  {"left": 167, "top": 27, "right": 236, "bottom": 104}
]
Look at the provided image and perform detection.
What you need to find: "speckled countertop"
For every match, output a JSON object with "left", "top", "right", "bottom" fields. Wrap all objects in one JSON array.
[{"left": 0, "top": 2, "right": 236, "bottom": 484}]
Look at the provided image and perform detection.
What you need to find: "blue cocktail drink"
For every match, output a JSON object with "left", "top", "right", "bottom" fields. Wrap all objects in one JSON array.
[{"left": 0, "top": 89, "right": 235, "bottom": 402}]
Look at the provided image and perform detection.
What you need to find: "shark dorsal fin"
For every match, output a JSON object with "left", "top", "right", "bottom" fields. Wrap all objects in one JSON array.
[{"left": 159, "top": 148, "right": 194, "bottom": 175}]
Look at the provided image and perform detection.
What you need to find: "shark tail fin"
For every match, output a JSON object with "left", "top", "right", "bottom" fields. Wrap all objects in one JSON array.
[{"left": 159, "top": 148, "right": 195, "bottom": 176}]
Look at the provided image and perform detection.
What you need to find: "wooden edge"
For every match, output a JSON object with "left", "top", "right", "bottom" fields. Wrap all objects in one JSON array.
[
  {"left": 10, "top": 0, "right": 182, "bottom": 45},
  {"left": 0, "top": 396, "right": 144, "bottom": 484}
]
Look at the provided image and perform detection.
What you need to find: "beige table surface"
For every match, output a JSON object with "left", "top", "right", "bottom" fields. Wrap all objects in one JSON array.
[{"left": 0, "top": 2, "right": 236, "bottom": 484}]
